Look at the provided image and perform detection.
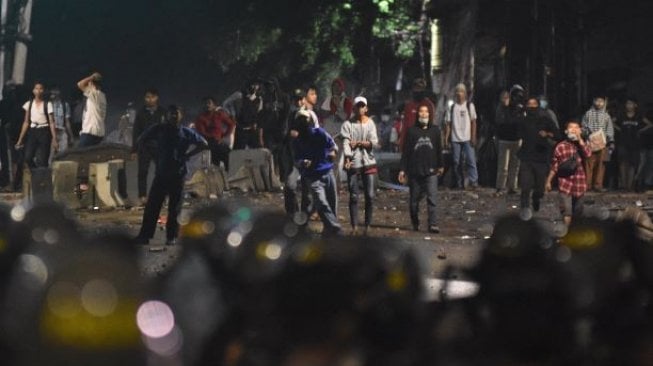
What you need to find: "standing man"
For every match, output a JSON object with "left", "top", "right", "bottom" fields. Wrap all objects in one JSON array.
[
  {"left": 495, "top": 90, "right": 521, "bottom": 195},
  {"left": 77, "top": 72, "right": 107, "bottom": 147},
  {"left": 546, "top": 120, "right": 592, "bottom": 226},
  {"left": 259, "top": 79, "right": 290, "bottom": 172},
  {"left": 234, "top": 81, "right": 263, "bottom": 149},
  {"left": 134, "top": 106, "right": 208, "bottom": 246},
  {"left": 15, "top": 82, "right": 57, "bottom": 168},
  {"left": 614, "top": 97, "right": 648, "bottom": 191},
  {"left": 280, "top": 88, "right": 306, "bottom": 217},
  {"left": 49, "top": 86, "right": 74, "bottom": 162},
  {"left": 582, "top": 95, "right": 614, "bottom": 192},
  {"left": 398, "top": 103, "right": 444, "bottom": 233},
  {"left": 517, "top": 97, "right": 560, "bottom": 213},
  {"left": 341, "top": 96, "right": 378, "bottom": 235},
  {"left": 194, "top": 96, "right": 236, "bottom": 171},
  {"left": 133, "top": 89, "right": 166, "bottom": 204},
  {"left": 293, "top": 109, "right": 342, "bottom": 237},
  {"left": 445, "top": 83, "right": 479, "bottom": 189}
]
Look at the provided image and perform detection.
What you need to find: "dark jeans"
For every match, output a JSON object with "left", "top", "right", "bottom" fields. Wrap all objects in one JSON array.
[
  {"left": 234, "top": 127, "right": 260, "bottom": 150},
  {"left": 24, "top": 128, "right": 52, "bottom": 168},
  {"left": 138, "top": 173, "right": 184, "bottom": 241},
  {"left": 208, "top": 139, "right": 231, "bottom": 171},
  {"left": 305, "top": 171, "right": 341, "bottom": 235},
  {"left": 519, "top": 160, "right": 548, "bottom": 210},
  {"left": 138, "top": 146, "right": 157, "bottom": 198},
  {"left": 284, "top": 167, "right": 300, "bottom": 216},
  {"left": 409, "top": 174, "right": 438, "bottom": 228},
  {"left": 78, "top": 133, "right": 103, "bottom": 147},
  {"left": 347, "top": 172, "right": 375, "bottom": 227}
]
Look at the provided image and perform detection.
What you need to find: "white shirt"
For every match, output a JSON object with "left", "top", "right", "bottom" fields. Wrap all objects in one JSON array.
[
  {"left": 82, "top": 85, "right": 107, "bottom": 137},
  {"left": 447, "top": 102, "right": 477, "bottom": 143},
  {"left": 23, "top": 100, "right": 54, "bottom": 127}
]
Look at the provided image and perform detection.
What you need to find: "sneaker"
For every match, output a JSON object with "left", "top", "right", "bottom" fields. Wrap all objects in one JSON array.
[
  {"left": 428, "top": 225, "right": 441, "bottom": 234},
  {"left": 165, "top": 238, "right": 177, "bottom": 246},
  {"left": 494, "top": 189, "right": 506, "bottom": 197},
  {"left": 363, "top": 226, "right": 371, "bottom": 236}
]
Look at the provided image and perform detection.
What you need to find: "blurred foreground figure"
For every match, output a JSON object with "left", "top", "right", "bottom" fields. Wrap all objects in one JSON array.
[
  {"left": 0, "top": 203, "right": 148, "bottom": 366},
  {"left": 160, "top": 202, "right": 430, "bottom": 366},
  {"left": 445, "top": 212, "right": 653, "bottom": 365}
]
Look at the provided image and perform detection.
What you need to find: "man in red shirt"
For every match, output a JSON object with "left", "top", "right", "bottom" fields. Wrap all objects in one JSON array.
[
  {"left": 194, "top": 96, "right": 236, "bottom": 170},
  {"left": 399, "top": 78, "right": 436, "bottom": 149},
  {"left": 546, "top": 120, "right": 592, "bottom": 226}
]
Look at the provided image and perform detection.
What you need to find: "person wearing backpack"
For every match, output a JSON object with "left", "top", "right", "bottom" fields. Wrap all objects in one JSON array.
[
  {"left": 545, "top": 120, "right": 592, "bottom": 226},
  {"left": 14, "top": 82, "right": 57, "bottom": 168},
  {"left": 444, "top": 83, "right": 479, "bottom": 189}
]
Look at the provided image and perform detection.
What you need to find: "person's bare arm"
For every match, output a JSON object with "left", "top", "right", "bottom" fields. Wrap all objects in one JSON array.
[
  {"left": 15, "top": 109, "right": 30, "bottom": 147},
  {"left": 444, "top": 123, "right": 451, "bottom": 148},
  {"left": 49, "top": 112, "right": 59, "bottom": 152},
  {"left": 77, "top": 72, "right": 101, "bottom": 91},
  {"left": 65, "top": 116, "right": 74, "bottom": 145}
]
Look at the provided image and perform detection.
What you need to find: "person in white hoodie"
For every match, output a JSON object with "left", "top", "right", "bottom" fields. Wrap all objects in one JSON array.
[{"left": 340, "top": 96, "right": 379, "bottom": 235}]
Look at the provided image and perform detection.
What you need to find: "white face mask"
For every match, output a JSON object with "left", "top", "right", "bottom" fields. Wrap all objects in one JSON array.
[
  {"left": 418, "top": 117, "right": 429, "bottom": 126},
  {"left": 567, "top": 132, "right": 578, "bottom": 141}
]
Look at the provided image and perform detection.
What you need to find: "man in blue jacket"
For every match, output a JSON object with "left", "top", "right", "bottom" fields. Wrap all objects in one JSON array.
[{"left": 293, "top": 109, "right": 343, "bottom": 237}]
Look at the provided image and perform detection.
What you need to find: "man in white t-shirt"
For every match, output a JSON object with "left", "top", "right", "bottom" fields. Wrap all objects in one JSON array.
[
  {"left": 444, "top": 83, "right": 479, "bottom": 189},
  {"left": 76, "top": 72, "right": 107, "bottom": 147},
  {"left": 14, "top": 82, "right": 57, "bottom": 168}
]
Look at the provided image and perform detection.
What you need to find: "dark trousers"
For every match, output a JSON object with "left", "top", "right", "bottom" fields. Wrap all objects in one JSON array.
[
  {"left": 208, "top": 139, "right": 231, "bottom": 171},
  {"left": 137, "top": 147, "right": 157, "bottom": 198},
  {"left": 347, "top": 172, "right": 375, "bottom": 228},
  {"left": 409, "top": 174, "right": 438, "bottom": 228},
  {"left": 138, "top": 174, "right": 184, "bottom": 241},
  {"left": 234, "top": 127, "right": 260, "bottom": 149},
  {"left": 519, "top": 160, "right": 548, "bottom": 210},
  {"left": 24, "top": 128, "right": 51, "bottom": 168},
  {"left": 284, "top": 167, "right": 300, "bottom": 216}
]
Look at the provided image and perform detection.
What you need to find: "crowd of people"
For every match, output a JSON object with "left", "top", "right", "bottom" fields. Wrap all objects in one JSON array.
[{"left": 2, "top": 72, "right": 653, "bottom": 241}]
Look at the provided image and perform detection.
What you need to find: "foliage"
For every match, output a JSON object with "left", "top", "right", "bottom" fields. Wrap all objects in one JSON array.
[{"left": 200, "top": 0, "right": 424, "bottom": 83}]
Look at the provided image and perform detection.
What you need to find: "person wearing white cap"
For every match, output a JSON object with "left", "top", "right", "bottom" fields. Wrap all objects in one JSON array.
[
  {"left": 340, "top": 96, "right": 379, "bottom": 235},
  {"left": 445, "top": 83, "right": 479, "bottom": 189}
]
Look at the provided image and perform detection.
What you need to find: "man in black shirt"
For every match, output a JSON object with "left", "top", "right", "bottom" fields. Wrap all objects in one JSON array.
[
  {"left": 615, "top": 97, "right": 649, "bottom": 191},
  {"left": 398, "top": 103, "right": 444, "bottom": 233},
  {"left": 132, "top": 89, "right": 166, "bottom": 203},
  {"left": 133, "top": 106, "right": 208, "bottom": 246},
  {"left": 517, "top": 97, "right": 560, "bottom": 213}
]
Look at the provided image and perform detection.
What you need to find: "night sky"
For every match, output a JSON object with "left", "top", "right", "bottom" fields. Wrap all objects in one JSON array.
[{"left": 27, "top": 0, "right": 226, "bottom": 122}]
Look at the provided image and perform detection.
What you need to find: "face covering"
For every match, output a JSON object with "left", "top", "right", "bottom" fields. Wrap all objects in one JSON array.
[
  {"left": 418, "top": 117, "right": 429, "bottom": 126},
  {"left": 526, "top": 107, "right": 538, "bottom": 116},
  {"left": 567, "top": 132, "right": 578, "bottom": 141},
  {"left": 539, "top": 100, "right": 548, "bottom": 109}
]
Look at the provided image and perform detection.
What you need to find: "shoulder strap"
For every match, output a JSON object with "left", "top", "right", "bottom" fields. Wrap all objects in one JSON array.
[{"left": 28, "top": 99, "right": 33, "bottom": 124}]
